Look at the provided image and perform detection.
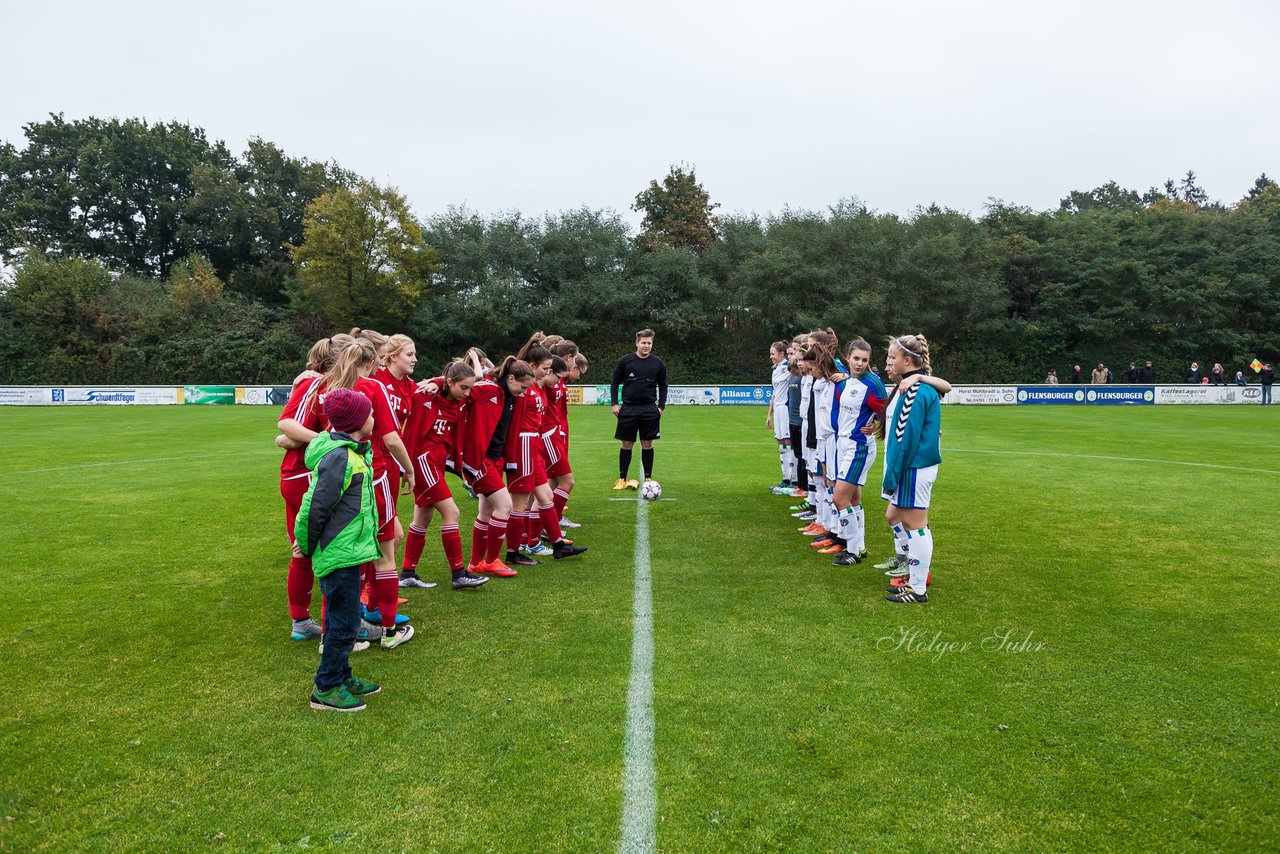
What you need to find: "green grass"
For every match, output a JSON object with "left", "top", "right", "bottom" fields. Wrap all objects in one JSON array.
[{"left": 0, "top": 404, "right": 1276, "bottom": 852}]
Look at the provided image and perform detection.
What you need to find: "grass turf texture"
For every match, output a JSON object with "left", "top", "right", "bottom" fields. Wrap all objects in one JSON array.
[{"left": 0, "top": 404, "right": 1276, "bottom": 851}]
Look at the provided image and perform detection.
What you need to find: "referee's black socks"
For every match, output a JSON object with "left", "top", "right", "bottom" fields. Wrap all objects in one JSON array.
[
  {"left": 619, "top": 447, "right": 632, "bottom": 480},
  {"left": 641, "top": 448, "right": 654, "bottom": 480}
]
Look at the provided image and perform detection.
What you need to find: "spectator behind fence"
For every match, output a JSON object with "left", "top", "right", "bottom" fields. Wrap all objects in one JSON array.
[
  {"left": 1139, "top": 361, "right": 1155, "bottom": 383},
  {"left": 1126, "top": 362, "right": 1138, "bottom": 382},
  {"left": 1091, "top": 363, "right": 1107, "bottom": 384},
  {"left": 1045, "top": 369, "right": 1058, "bottom": 385},
  {"left": 1235, "top": 371, "right": 1247, "bottom": 386},
  {"left": 1185, "top": 362, "right": 1203, "bottom": 384},
  {"left": 1210, "top": 363, "right": 1225, "bottom": 386},
  {"left": 1072, "top": 364, "right": 1082, "bottom": 383},
  {"left": 1262, "top": 364, "right": 1274, "bottom": 405}
]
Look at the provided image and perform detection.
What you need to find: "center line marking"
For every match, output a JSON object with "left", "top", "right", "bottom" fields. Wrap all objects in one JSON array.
[{"left": 620, "top": 497, "right": 656, "bottom": 854}]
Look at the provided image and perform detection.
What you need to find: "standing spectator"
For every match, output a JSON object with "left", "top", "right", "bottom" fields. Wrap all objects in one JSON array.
[
  {"left": 1071, "top": 364, "right": 1083, "bottom": 383},
  {"left": 1045, "top": 369, "right": 1058, "bottom": 385},
  {"left": 1262, "top": 363, "right": 1274, "bottom": 405},
  {"left": 1210, "top": 363, "right": 1225, "bottom": 386},
  {"left": 1138, "top": 361, "right": 1155, "bottom": 383},
  {"left": 1091, "top": 363, "right": 1107, "bottom": 384},
  {"left": 1234, "top": 371, "right": 1248, "bottom": 386},
  {"left": 1126, "top": 362, "right": 1139, "bottom": 382},
  {"left": 1185, "top": 362, "right": 1203, "bottom": 384},
  {"left": 1105, "top": 364, "right": 1113, "bottom": 384}
]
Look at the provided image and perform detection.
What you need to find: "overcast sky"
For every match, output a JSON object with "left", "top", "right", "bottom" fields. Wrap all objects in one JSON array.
[{"left": 3, "top": 0, "right": 1277, "bottom": 224}]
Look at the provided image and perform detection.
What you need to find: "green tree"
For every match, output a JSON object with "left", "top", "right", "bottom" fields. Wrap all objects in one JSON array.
[
  {"left": 0, "top": 114, "right": 234, "bottom": 277},
  {"left": 290, "top": 180, "right": 440, "bottom": 332},
  {"left": 632, "top": 164, "right": 721, "bottom": 253}
]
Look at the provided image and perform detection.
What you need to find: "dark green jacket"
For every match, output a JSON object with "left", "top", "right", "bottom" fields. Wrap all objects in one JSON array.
[{"left": 294, "top": 431, "right": 382, "bottom": 578}]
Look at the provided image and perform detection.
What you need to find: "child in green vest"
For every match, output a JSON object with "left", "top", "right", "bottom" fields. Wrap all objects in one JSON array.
[{"left": 296, "top": 388, "right": 385, "bottom": 711}]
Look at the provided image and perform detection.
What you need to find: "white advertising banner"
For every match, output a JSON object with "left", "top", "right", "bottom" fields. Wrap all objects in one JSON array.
[
  {"left": 0, "top": 387, "right": 47, "bottom": 405},
  {"left": 44, "top": 386, "right": 184, "bottom": 405},
  {"left": 943, "top": 386, "right": 1018, "bottom": 405},
  {"left": 1155, "top": 385, "right": 1261, "bottom": 405}
]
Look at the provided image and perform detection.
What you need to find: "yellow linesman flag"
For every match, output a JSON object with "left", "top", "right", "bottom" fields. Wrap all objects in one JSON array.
[{"left": 1251, "top": 358, "right": 1264, "bottom": 372}]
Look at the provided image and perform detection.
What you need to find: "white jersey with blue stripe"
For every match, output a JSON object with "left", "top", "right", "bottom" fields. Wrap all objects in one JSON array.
[{"left": 837, "top": 372, "right": 889, "bottom": 443}]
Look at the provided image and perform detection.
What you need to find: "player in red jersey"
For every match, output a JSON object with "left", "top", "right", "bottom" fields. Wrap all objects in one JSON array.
[
  {"left": 507, "top": 338, "right": 587, "bottom": 563},
  {"left": 275, "top": 336, "right": 348, "bottom": 641},
  {"left": 372, "top": 334, "right": 422, "bottom": 582},
  {"left": 458, "top": 355, "right": 536, "bottom": 577},
  {"left": 399, "top": 360, "right": 490, "bottom": 591},
  {"left": 547, "top": 341, "right": 582, "bottom": 528},
  {"left": 316, "top": 340, "right": 418, "bottom": 649}
]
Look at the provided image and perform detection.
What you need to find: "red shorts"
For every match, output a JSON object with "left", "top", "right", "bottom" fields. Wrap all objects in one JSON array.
[
  {"left": 542, "top": 430, "right": 571, "bottom": 478},
  {"left": 281, "top": 472, "right": 312, "bottom": 544},
  {"left": 412, "top": 448, "right": 453, "bottom": 507},
  {"left": 507, "top": 433, "right": 547, "bottom": 492},
  {"left": 373, "top": 467, "right": 400, "bottom": 543},
  {"left": 467, "top": 457, "right": 507, "bottom": 496}
]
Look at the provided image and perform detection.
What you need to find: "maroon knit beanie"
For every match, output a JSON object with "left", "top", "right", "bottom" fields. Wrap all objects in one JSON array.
[{"left": 324, "top": 387, "right": 373, "bottom": 434}]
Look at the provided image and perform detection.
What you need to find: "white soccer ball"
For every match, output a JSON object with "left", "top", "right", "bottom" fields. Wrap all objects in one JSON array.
[{"left": 640, "top": 480, "right": 662, "bottom": 501}]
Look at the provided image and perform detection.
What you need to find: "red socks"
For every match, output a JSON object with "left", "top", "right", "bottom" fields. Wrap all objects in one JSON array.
[
  {"left": 441, "top": 523, "right": 464, "bottom": 571},
  {"left": 402, "top": 523, "right": 427, "bottom": 572},
  {"left": 486, "top": 515, "right": 509, "bottom": 564},
  {"left": 506, "top": 513, "right": 525, "bottom": 554},
  {"left": 287, "top": 555, "right": 313, "bottom": 620},
  {"left": 538, "top": 502, "right": 563, "bottom": 543},
  {"left": 470, "top": 520, "right": 488, "bottom": 567},
  {"left": 552, "top": 488, "right": 570, "bottom": 516}
]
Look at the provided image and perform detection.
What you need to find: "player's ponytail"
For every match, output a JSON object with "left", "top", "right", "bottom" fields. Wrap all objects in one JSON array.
[
  {"left": 494, "top": 355, "right": 535, "bottom": 386},
  {"left": 891, "top": 334, "right": 931, "bottom": 374},
  {"left": 809, "top": 328, "right": 838, "bottom": 355},
  {"left": 383, "top": 334, "right": 414, "bottom": 363},
  {"left": 323, "top": 339, "right": 378, "bottom": 392},
  {"left": 441, "top": 360, "right": 476, "bottom": 392},
  {"left": 550, "top": 339, "right": 578, "bottom": 359},
  {"left": 516, "top": 331, "right": 546, "bottom": 361},
  {"left": 349, "top": 327, "right": 388, "bottom": 351}
]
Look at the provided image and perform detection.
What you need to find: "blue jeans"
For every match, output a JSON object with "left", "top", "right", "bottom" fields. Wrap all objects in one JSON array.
[
  {"left": 1263, "top": 385, "right": 1272, "bottom": 405},
  {"left": 314, "top": 566, "right": 361, "bottom": 692}
]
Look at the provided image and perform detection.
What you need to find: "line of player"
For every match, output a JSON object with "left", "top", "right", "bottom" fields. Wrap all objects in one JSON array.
[
  {"left": 275, "top": 329, "right": 590, "bottom": 649},
  {"left": 767, "top": 330, "right": 945, "bottom": 604}
]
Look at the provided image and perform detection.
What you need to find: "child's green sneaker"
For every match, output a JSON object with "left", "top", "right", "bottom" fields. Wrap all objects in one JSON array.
[
  {"left": 343, "top": 676, "right": 381, "bottom": 696},
  {"left": 309, "top": 686, "right": 366, "bottom": 712}
]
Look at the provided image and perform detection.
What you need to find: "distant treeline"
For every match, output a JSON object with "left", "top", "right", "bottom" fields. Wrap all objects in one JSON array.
[{"left": 1, "top": 114, "right": 1277, "bottom": 385}]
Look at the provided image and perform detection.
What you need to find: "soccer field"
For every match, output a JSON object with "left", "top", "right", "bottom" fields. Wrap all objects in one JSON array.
[{"left": 0, "top": 404, "right": 1276, "bottom": 852}]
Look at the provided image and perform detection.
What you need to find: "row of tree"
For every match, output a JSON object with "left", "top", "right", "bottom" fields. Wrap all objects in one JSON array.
[{"left": 1, "top": 114, "right": 1277, "bottom": 385}]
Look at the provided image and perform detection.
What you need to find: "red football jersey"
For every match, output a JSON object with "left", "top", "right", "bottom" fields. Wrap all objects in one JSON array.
[
  {"left": 279, "top": 376, "right": 323, "bottom": 477},
  {"left": 459, "top": 379, "right": 506, "bottom": 476},
  {"left": 372, "top": 366, "right": 416, "bottom": 433},
  {"left": 347, "top": 375, "right": 400, "bottom": 473}
]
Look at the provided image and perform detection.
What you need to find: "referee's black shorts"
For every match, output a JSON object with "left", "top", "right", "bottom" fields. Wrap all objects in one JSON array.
[{"left": 614, "top": 403, "right": 662, "bottom": 442}]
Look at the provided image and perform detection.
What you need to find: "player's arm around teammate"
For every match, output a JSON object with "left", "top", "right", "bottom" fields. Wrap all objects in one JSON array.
[{"left": 881, "top": 334, "right": 942, "bottom": 604}]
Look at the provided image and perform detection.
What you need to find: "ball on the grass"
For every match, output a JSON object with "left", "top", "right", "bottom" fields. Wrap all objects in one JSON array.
[{"left": 640, "top": 480, "right": 662, "bottom": 501}]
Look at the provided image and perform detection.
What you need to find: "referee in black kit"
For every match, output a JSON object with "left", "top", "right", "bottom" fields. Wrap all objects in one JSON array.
[{"left": 611, "top": 328, "right": 668, "bottom": 490}]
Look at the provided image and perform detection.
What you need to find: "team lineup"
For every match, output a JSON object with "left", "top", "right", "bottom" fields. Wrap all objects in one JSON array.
[
  {"left": 767, "top": 330, "right": 947, "bottom": 604},
  {"left": 274, "top": 328, "right": 663, "bottom": 711}
]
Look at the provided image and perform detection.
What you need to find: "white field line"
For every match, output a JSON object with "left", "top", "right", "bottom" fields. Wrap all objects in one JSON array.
[
  {"left": 609, "top": 497, "right": 679, "bottom": 502},
  {"left": 620, "top": 497, "right": 656, "bottom": 854}
]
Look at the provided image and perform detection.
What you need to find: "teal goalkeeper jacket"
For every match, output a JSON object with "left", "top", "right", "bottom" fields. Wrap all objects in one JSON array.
[
  {"left": 882, "top": 379, "right": 942, "bottom": 496},
  {"left": 294, "top": 431, "right": 382, "bottom": 578}
]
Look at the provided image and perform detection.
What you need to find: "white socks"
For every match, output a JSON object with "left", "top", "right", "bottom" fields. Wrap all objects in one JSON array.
[
  {"left": 904, "top": 526, "right": 933, "bottom": 594},
  {"left": 891, "top": 523, "right": 909, "bottom": 566},
  {"left": 778, "top": 444, "right": 791, "bottom": 483}
]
